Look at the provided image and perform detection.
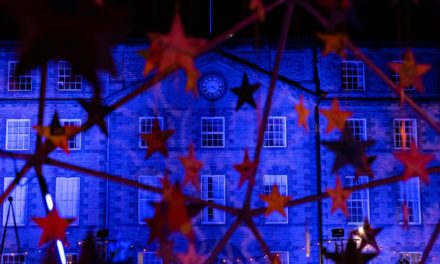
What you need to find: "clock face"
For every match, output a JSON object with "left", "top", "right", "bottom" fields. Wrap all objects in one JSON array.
[{"left": 199, "top": 74, "right": 227, "bottom": 100}]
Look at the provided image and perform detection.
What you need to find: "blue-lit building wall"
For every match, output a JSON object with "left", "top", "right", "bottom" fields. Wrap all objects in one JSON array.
[{"left": 0, "top": 41, "right": 438, "bottom": 263}]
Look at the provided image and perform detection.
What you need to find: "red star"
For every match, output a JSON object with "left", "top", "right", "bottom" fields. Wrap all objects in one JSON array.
[
  {"left": 233, "top": 149, "right": 258, "bottom": 188},
  {"left": 326, "top": 176, "right": 352, "bottom": 217},
  {"left": 393, "top": 142, "right": 435, "bottom": 183},
  {"left": 32, "top": 208, "right": 76, "bottom": 246},
  {"left": 316, "top": 33, "right": 349, "bottom": 58},
  {"left": 249, "top": 0, "right": 265, "bottom": 21},
  {"left": 295, "top": 95, "right": 310, "bottom": 131},
  {"left": 140, "top": 119, "right": 175, "bottom": 159},
  {"left": 178, "top": 143, "right": 204, "bottom": 191},
  {"left": 259, "top": 185, "right": 292, "bottom": 218},
  {"left": 320, "top": 98, "right": 352, "bottom": 134},
  {"left": 140, "top": 15, "right": 206, "bottom": 95},
  {"left": 177, "top": 244, "right": 207, "bottom": 264}
]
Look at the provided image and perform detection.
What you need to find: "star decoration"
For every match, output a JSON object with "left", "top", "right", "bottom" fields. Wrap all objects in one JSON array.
[
  {"left": 259, "top": 185, "right": 292, "bottom": 218},
  {"left": 177, "top": 244, "right": 207, "bottom": 264},
  {"left": 354, "top": 155, "right": 376, "bottom": 179},
  {"left": 157, "top": 240, "right": 175, "bottom": 264},
  {"left": 33, "top": 112, "right": 80, "bottom": 154},
  {"left": 79, "top": 100, "right": 113, "bottom": 136},
  {"left": 388, "top": 50, "right": 431, "bottom": 93},
  {"left": 249, "top": 0, "right": 265, "bottom": 21},
  {"left": 231, "top": 73, "right": 261, "bottom": 111},
  {"left": 322, "top": 129, "right": 376, "bottom": 174},
  {"left": 323, "top": 237, "right": 379, "bottom": 264},
  {"left": 178, "top": 143, "right": 204, "bottom": 191},
  {"left": 393, "top": 142, "right": 435, "bottom": 183},
  {"left": 140, "top": 119, "right": 175, "bottom": 159},
  {"left": 351, "top": 219, "right": 382, "bottom": 252},
  {"left": 140, "top": 15, "right": 206, "bottom": 95},
  {"left": 233, "top": 149, "right": 258, "bottom": 188},
  {"left": 295, "top": 95, "right": 310, "bottom": 131},
  {"left": 32, "top": 208, "right": 76, "bottom": 246},
  {"left": 326, "top": 176, "right": 352, "bottom": 217},
  {"left": 320, "top": 98, "right": 352, "bottom": 134},
  {"left": 316, "top": 33, "right": 349, "bottom": 58}
]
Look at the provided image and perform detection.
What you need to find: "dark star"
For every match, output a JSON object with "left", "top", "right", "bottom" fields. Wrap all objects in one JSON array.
[
  {"left": 231, "top": 73, "right": 261, "bottom": 111},
  {"left": 323, "top": 237, "right": 379, "bottom": 264},
  {"left": 354, "top": 155, "right": 376, "bottom": 180},
  {"left": 78, "top": 100, "right": 113, "bottom": 136},
  {"left": 350, "top": 218, "right": 382, "bottom": 252},
  {"left": 322, "top": 129, "right": 375, "bottom": 174}
]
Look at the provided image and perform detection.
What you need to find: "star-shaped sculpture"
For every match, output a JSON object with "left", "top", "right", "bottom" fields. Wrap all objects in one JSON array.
[
  {"left": 320, "top": 98, "right": 352, "bottom": 134},
  {"left": 78, "top": 100, "right": 113, "bottom": 136},
  {"left": 295, "top": 95, "right": 310, "bottom": 131},
  {"left": 393, "top": 142, "right": 435, "bottom": 183},
  {"left": 32, "top": 208, "right": 76, "bottom": 246},
  {"left": 316, "top": 33, "right": 349, "bottom": 58},
  {"left": 231, "top": 73, "right": 261, "bottom": 111},
  {"left": 326, "top": 176, "right": 352, "bottom": 217},
  {"left": 177, "top": 244, "right": 207, "bottom": 264},
  {"left": 178, "top": 143, "right": 204, "bottom": 191},
  {"left": 140, "top": 15, "right": 206, "bottom": 95},
  {"left": 351, "top": 218, "right": 382, "bottom": 252},
  {"left": 322, "top": 128, "right": 375, "bottom": 174},
  {"left": 259, "top": 185, "right": 292, "bottom": 218},
  {"left": 33, "top": 112, "right": 80, "bottom": 154},
  {"left": 388, "top": 50, "right": 431, "bottom": 93},
  {"left": 323, "top": 237, "right": 379, "bottom": 264},
  {"left": 249, "top": 0, "right": 265, "bottom": 21},
  {"left": 233, "top": 149, "right": 258, "bottom": 188},
  {"left": 140, "top": 119, "right": 175, "bottom": 159}
]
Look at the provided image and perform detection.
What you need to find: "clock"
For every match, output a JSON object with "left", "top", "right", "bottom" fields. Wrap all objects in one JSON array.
[{"left": 198, "top": 73, "right": 227, "bottom": 100}]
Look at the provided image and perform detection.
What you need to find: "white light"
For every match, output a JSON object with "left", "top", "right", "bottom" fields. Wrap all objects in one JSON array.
[
  {"left": 358, "top": 226, "right": 365, "bottom": 236},
  {"left": 45, "top": 194, "right": 54, "bottom": 211},
  {"left": 56, "top": 240, "right": 67, "bottom": 264}
]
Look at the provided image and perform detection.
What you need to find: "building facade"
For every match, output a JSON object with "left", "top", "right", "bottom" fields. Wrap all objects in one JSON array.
[{"left": 0, "top": 41, "right": 438, "bottom": 264}]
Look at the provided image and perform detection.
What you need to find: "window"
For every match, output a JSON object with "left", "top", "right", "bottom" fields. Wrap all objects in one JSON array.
[
  {"left": 3, "top": 177, "right": 27, "bottom": 226},
  {"left": 201, "top": 175, "right": 225, "bottom": 224},
  {"left": 58, "top": 61, "right": 82, "bottom": 91},
  {"left": 266, "top": 252, "right": 289, "bottom": 264},
  {"left": 393, "top": 119, "right": 417, "bottom": 150},
  {"left": 138, "top": 252, "right": 162, "bottom": 264},
  {"left": 139, "top": 176, "right": 162, "bottom": 223},
  {"left": 6, "top": 119, "right": 31, "bottom": 150},
  {"left": 66, "top": 253, "right": 78, "bottom": 264},
  {"left": 341, "top": 61, "right": 365, "bottom": 91},
  {"left": 346, "top": 119, "right": 367, "bottom": 141},
  {"left": 399, "top": 252, "right": 422, "bottom": 264},
  {"left": 344, "top": 176, "right": 369, "bottom": 224},
  {"left": 264, "top": 117, "right": 286, "bottom": 148},
  {"left": 398, "top": 178, "right": 421, "bottom": 224},
  {"left": 60, "top": 119, "right": 81, "bottom": 150},
  {"left": 8, "top": 61, "right": 33, "bottom": 91},
  {"left": 390, "top": 61, "right": 416, "bottom": 91},
  {"left": 201, "top": 117, "right": 225, "bottom": 148},
  {"left": 56, "top": 177, "right": 80, "bottom": 222},
  {"left": 263, "top": 175, "right": 288, "bottom": 223},
  {"left": 1, "top": 253, "right": 26, "bottom": 264},
  {"left": 139, "top": 117, "right": 163, "bottom": 148}
]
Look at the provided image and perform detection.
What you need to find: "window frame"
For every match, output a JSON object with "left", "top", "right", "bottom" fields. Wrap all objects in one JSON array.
[
  {"left": 0, "top": 253, "right": 26, "bottom": 264},
  {"left": 341, "top": 60, "right": 365, "bottom": 91},
  {"left": 346, "top": 118, "right": 367, "bottom": 141},
  {"left": 201, "top": 117, "right": 225, "bottom": 148},
  {"left": 137, "top": 252, "right": 162, "bottom": 264},
  {"left": 263, "top": 175, "right": 288, "bottom": 224},
  {"left": 7, "top": 61, "right": 33, "bottom": 92},
  {"left": 139, "top": 117, "right": 163, "bottom": 149},
  {"left": 138, "top": 175, "right": 162, "bottom": 224},
  {"left": 398, "top": 178, "right": 422, "bottom": 225},
  {"left": 60, "top": 119, "right": 81, "bottom": 150},
  {"left": 3, "top": 177, "right": 27, "bottom": 226},
  {"left": 200, "top": 175, "right": 226, "bottom": 224},
  {"left": 6, "top": 119, "right": 31, "bottom": 150},
  {"left": 263, "top": 116, "right": 287, "bottom": 148},
  {"left": 66, "top": 253, "right": 78, "bottom": 264},
  {"left": 58, "top": 61, "right": 83, "bottom": 91},
  {"left": 399, "top": 252, "right": 422, "bottom": 264},
  {"left": 344, "top": 176, "right": 370, "bottom": 225},
  {"left": 55, "top": 177, "right": 80, "bottom": 225},
  {"left": 393, "top": 119, "right": 417, "bottom": 150}
]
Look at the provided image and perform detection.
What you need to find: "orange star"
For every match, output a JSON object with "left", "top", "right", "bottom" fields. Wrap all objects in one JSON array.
[
  {"left": 33, "top": 112, "right": 79, "bottom": 154},
  {"left": 140, "top": 15, "right": 206, "bottom": 95},
  {"left": 388, "top": 50, "right": 431, "bottom": 93},
  {"left": 140, "top": 119, "right": 175, "bottom": 159},
  {"left": 320, "top": 98, "right": 352, "bottom": 134},
  {"left": 259, "top": 185, "right": 292, "bottom": 218},
  {"left": 233, "top": 149, "right": 258, "bottom": 188},
  {"left": 178, "top": 143, "right": 204, "bottom": 191},
  {"left": 295, "top": 95, "right": 310, "bottom": 131},
  {"left": 393, "top": 142, "right": 435, "bottom": 183},
  {"left": 326, "top": 176, "right": 352, "bottom": 217},
  {"left": 32, "top": 208, "right": 76, "bottom": 246},
  {"left": 177, "top": 244, "right": 207, "bottom": 264},
  {"left": 249, "top": 0, "right": 265, "bottom": 21},
  {"left": 316, "top": 33, "right": 349, "bottom": 58}
]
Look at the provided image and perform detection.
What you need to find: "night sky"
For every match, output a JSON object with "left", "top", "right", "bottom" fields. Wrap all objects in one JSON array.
[{"left": 0, "top": 0, "right": 439, "bottom": 43}]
